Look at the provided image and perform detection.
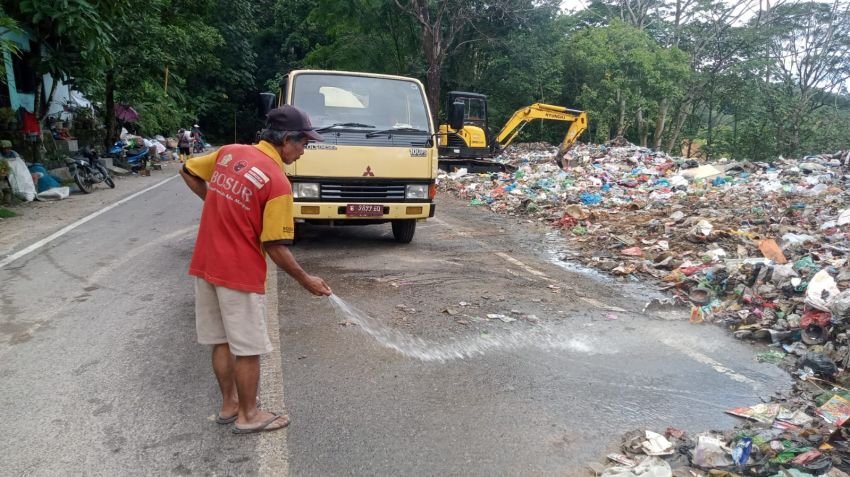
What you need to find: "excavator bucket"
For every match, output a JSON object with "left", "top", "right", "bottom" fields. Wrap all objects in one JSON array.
[{"left": 554, "top": 111, "right": 588, "bottom": 168}]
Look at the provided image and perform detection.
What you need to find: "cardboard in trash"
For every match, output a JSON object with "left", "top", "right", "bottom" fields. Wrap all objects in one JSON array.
[
  {"left": 757, "top": 239, "right": 787, "bottom": 264},
  {"left": 725, "top": 403, "right": 780, "bottom": 424},
  {"left": 816, "top": 394, "right": 850, "bottom": 425}
]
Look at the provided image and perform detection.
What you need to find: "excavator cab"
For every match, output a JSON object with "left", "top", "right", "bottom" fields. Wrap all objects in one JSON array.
[{"left": 438, "top": 91, "right": 494, "bottom": 159}]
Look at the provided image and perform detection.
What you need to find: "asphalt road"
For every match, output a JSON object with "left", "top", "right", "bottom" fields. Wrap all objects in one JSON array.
[{"left": 0, "top": 175, "right": 790, "bottom": 476}]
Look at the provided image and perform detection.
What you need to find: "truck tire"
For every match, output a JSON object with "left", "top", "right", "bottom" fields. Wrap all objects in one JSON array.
[{"left": 391, "top": 220, "right": 416, "bottom": 243}]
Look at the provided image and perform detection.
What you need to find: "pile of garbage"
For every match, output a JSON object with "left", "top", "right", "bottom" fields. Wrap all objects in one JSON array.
[
  {"left": 438, "top": 141, "right": 850, "bottom": 475},
  {"left": 588, "top": 386, "right": 850, "bottom": 476},
  {"left": 438, "top": 141, "right": 850, "bottom": 353},
  {"left": 587, "top": 366, "right": 850, "bottom": 476}
]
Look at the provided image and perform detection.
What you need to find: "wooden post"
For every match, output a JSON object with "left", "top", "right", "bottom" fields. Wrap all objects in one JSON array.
[{"left": 164, "top": 66, "right": 169, "bottom": 95}]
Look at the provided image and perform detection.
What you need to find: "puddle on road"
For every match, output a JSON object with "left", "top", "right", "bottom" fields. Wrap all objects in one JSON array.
[
  {"left": 542, "top": 231, "right": 674, "bottom": 312},
  {"left": 328, "top": 294, "right": 609, "bottom": 362}
]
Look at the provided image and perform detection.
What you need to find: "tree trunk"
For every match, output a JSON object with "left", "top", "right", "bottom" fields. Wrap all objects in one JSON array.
[
  {"left": 105, "top": 70, "right": 116, "bottom": 149},
  {"left": 616, "top": 94, "right": 627, "bottom": 137},
  {"left": 666, "top": 99, "right": 691, "bottom": 153},
  {"left": 426, "top": 64, "right": 441, "bottom": 129},
  {"left": 636, "top": 106, "right": 647, "bottom": 147},
  {"left": 421, "top": 23, "right": 442, "bottom": 128},
  {"left": 706, "top": 79, "right": 715, "bottom": 159},
  {"left": 653, "top": 98, "right": 668, "bottom": 150}
]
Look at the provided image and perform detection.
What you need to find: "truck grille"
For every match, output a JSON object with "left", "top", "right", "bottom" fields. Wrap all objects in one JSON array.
[{"left": 320, "top": 182, "right": 406, "bottom": 202}]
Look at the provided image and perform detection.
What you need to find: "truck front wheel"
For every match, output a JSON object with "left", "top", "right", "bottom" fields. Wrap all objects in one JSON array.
[{"left": 391, "top": 220, "right": 416, "bottom": 243}]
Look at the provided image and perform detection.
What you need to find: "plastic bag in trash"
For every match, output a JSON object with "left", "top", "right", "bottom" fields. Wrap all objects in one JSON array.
[
  {"left": 601, "top": 456, "right": 672, "bottom": 477},
  {"left": 806, "top": 269, "right": 840, "bottom": 311},
  {"left": 799, "top": 351, "right": 838, "bottom": 378},
  {"left": 692, "top": 434, "right": 733, "bottom": 468},
  {"left": 838, "top": 208, "right": 850, "bottom": 227},
  {"left": 829, "top": 290, "right": 850, "bottom": 321},
  {"left": 770, "top": 264, "right": 799, "bottom": 284},
  {"left": 580, "top": 192, "right": 602, "bottom": 205},
  {"left": 781, "top": 233, "right": 816, "bottom": 247}
]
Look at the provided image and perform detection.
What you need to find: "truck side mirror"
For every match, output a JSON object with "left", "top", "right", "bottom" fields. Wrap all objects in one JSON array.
[
  {"left": 449, "top": 101, "right": 465, "bottom": 130},
  {"left": 259, "top": 92, "right": 276, "bottom": 118}
]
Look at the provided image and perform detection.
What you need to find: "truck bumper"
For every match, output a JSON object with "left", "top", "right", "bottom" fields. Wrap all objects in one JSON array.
[{"left": 294, "top": 202, "right": 434, "bottom": 221}]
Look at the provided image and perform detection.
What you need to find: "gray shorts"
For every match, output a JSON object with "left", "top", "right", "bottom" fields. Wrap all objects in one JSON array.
[{"left": 194, "top": 278, "right": 273, "bottom": 356}]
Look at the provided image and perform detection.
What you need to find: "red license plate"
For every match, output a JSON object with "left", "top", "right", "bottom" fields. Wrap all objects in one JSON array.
[{"left": 346, "top": 204, "right": 384, "bottom": 217}]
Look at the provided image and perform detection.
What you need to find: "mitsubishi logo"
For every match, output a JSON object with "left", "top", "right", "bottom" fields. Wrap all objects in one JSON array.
[{"left": 362, "top": 166, "right": 375, "bottom": 177}]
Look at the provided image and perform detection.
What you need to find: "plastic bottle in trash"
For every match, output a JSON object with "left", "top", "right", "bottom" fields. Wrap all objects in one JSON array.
[{"left": 732, "top": 437, "right": 752, "bottom": 467}]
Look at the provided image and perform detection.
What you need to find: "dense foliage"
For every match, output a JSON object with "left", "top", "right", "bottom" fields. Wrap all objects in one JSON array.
[{"left": 2, "top": 0, "right": 850, "bottom": 160}]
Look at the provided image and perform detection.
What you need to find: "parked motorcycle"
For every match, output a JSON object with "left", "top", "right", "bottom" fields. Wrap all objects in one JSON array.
[
  {"left": 108, "top": 140, "right": 149, "bottom": 171},
  {"left": 192, "top": 136, "right": 205, "bottom": 154},
  {"left": 67, "top": 146, "right": 114, "bottom": 194}
]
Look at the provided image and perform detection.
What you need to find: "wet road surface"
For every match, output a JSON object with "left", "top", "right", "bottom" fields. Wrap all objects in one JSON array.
[
  {"left": 0, "top": 176, "right": 790, "bottom": 476},
  {"left": 280, "top": 195, "right": 790, "bottom": 476}
]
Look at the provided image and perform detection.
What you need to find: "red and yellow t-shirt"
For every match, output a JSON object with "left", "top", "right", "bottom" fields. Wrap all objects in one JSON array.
[{"left": 185, "top": 141, "right": 294, "bottom": 294}]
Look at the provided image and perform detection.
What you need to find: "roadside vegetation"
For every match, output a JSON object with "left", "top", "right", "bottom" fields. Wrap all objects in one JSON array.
[{"left": 0, "top": 0, "right": 849, "bottom": 161}]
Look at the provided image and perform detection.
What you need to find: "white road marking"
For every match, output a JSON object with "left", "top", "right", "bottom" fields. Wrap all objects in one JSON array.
[
  {"left": 258, "top": 263, "right": 289, "bottom": 476},
  {"left": 579, "top": 297, "right": 628, "bottom": 313},
  {"left": 0, "top": 225, "right": 199, "bottom": 349},
  {"left": 432, "top": 217, "right": 556, "bottom": 282},
  {"left": 661, "top": 338, "right": 759, "bottom": 388},
  {"left": 0, "top": 174, "right": 181, "bottom": 269},
  {"left": 494, "top": 252, "right": 553, "bottom": 280},
  {"left": 86, "top": 225, "right": 197, "bottom": 286}
]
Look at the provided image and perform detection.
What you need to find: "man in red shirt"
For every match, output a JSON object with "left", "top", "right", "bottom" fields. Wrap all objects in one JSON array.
[{"left": 181, "top": 105, "right": 332, "bottom": 434}]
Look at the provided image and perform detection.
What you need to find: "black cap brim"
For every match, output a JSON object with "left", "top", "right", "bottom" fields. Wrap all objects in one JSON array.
[{"left": 303, "top": 130, "right": 324, "bottom": 142}]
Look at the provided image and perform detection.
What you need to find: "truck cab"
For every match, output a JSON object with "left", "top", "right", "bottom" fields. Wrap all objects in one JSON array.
[{"left": 278, "top": 70, "right": 437, "bottom": 243}]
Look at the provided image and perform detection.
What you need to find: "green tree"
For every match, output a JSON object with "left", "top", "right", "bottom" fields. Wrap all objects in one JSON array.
[
  {"left": 762, "top": 1, "right": 850, "bottom": 155},
  {"left": 2, "top": 0, "right": 127, "bottom": 120},
  {"left": 394, "top": 0, "right": 553, "bottom": 124},
  {"left": 89, "top": 0, "right": 223, "bottom": 142},
  {"left": 565, "top": 20, "right": 689, "bottom": 145}
]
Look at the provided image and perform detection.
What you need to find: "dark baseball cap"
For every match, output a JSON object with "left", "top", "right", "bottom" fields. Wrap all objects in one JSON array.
[{"left": 265, "top": 105, "right": 324, "bottom": 142}]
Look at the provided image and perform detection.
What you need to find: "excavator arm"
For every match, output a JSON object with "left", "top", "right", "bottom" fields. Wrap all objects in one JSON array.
[{"left": 494, "top": 103, "right": 588, "bottom": 157}]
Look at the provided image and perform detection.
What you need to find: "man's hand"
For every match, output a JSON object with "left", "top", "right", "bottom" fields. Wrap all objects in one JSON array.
[
  {"left": 300, "top": 275, "right": 332, "bottom": 296},
  {"left": 266, "top": 243, "right": 332, "bottom": 296}
]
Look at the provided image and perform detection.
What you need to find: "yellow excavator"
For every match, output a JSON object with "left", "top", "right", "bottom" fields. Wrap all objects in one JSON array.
[{"left": 438, "top": 91, "right": 588, "bottom": 172}]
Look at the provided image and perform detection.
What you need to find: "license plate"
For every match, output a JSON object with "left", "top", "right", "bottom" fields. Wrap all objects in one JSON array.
[{"left": 346, "top": 204, "right": 384, "bottom": 217}]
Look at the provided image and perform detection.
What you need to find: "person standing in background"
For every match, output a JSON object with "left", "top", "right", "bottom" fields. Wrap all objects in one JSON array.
[{"left": 177, "top": 128, "right": 192, "bottom": 163}]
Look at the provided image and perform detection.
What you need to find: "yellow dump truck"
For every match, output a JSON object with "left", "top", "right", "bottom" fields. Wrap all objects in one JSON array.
[{"left": 271, "top": 70, "right": 446, "bottom": 243}]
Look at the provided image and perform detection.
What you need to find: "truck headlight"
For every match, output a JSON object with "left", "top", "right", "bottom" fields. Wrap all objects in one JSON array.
[
  {"left": 406, "top": 184, "right": 428, "bottom": 199},
  {"left": 293, "top": 182, "right": 320, "bottom": 199}
]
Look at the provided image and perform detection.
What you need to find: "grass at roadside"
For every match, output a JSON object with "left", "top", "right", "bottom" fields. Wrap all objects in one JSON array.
[{"left": 0, "top": 208, "right": 16, "bottom": 218}]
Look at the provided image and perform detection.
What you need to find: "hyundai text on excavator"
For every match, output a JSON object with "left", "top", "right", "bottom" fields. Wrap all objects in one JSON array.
[{"left": 437, "top": 91, "right": 588, "bottom": 172}]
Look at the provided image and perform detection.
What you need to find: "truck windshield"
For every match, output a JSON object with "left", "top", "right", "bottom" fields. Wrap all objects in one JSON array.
[{"left": 291, "top": 73, "right": 431, "bottom": 134}]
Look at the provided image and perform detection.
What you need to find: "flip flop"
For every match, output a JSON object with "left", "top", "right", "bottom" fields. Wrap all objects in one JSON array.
[
  {"left": 216, "top": 414, "right": 238, "bottom": 425},
  {"left": 215, "top": 398, "right": 261, "bottom": 425},
  {"left": 232, "top": 412, "right": 290, "bottom": 435}
]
